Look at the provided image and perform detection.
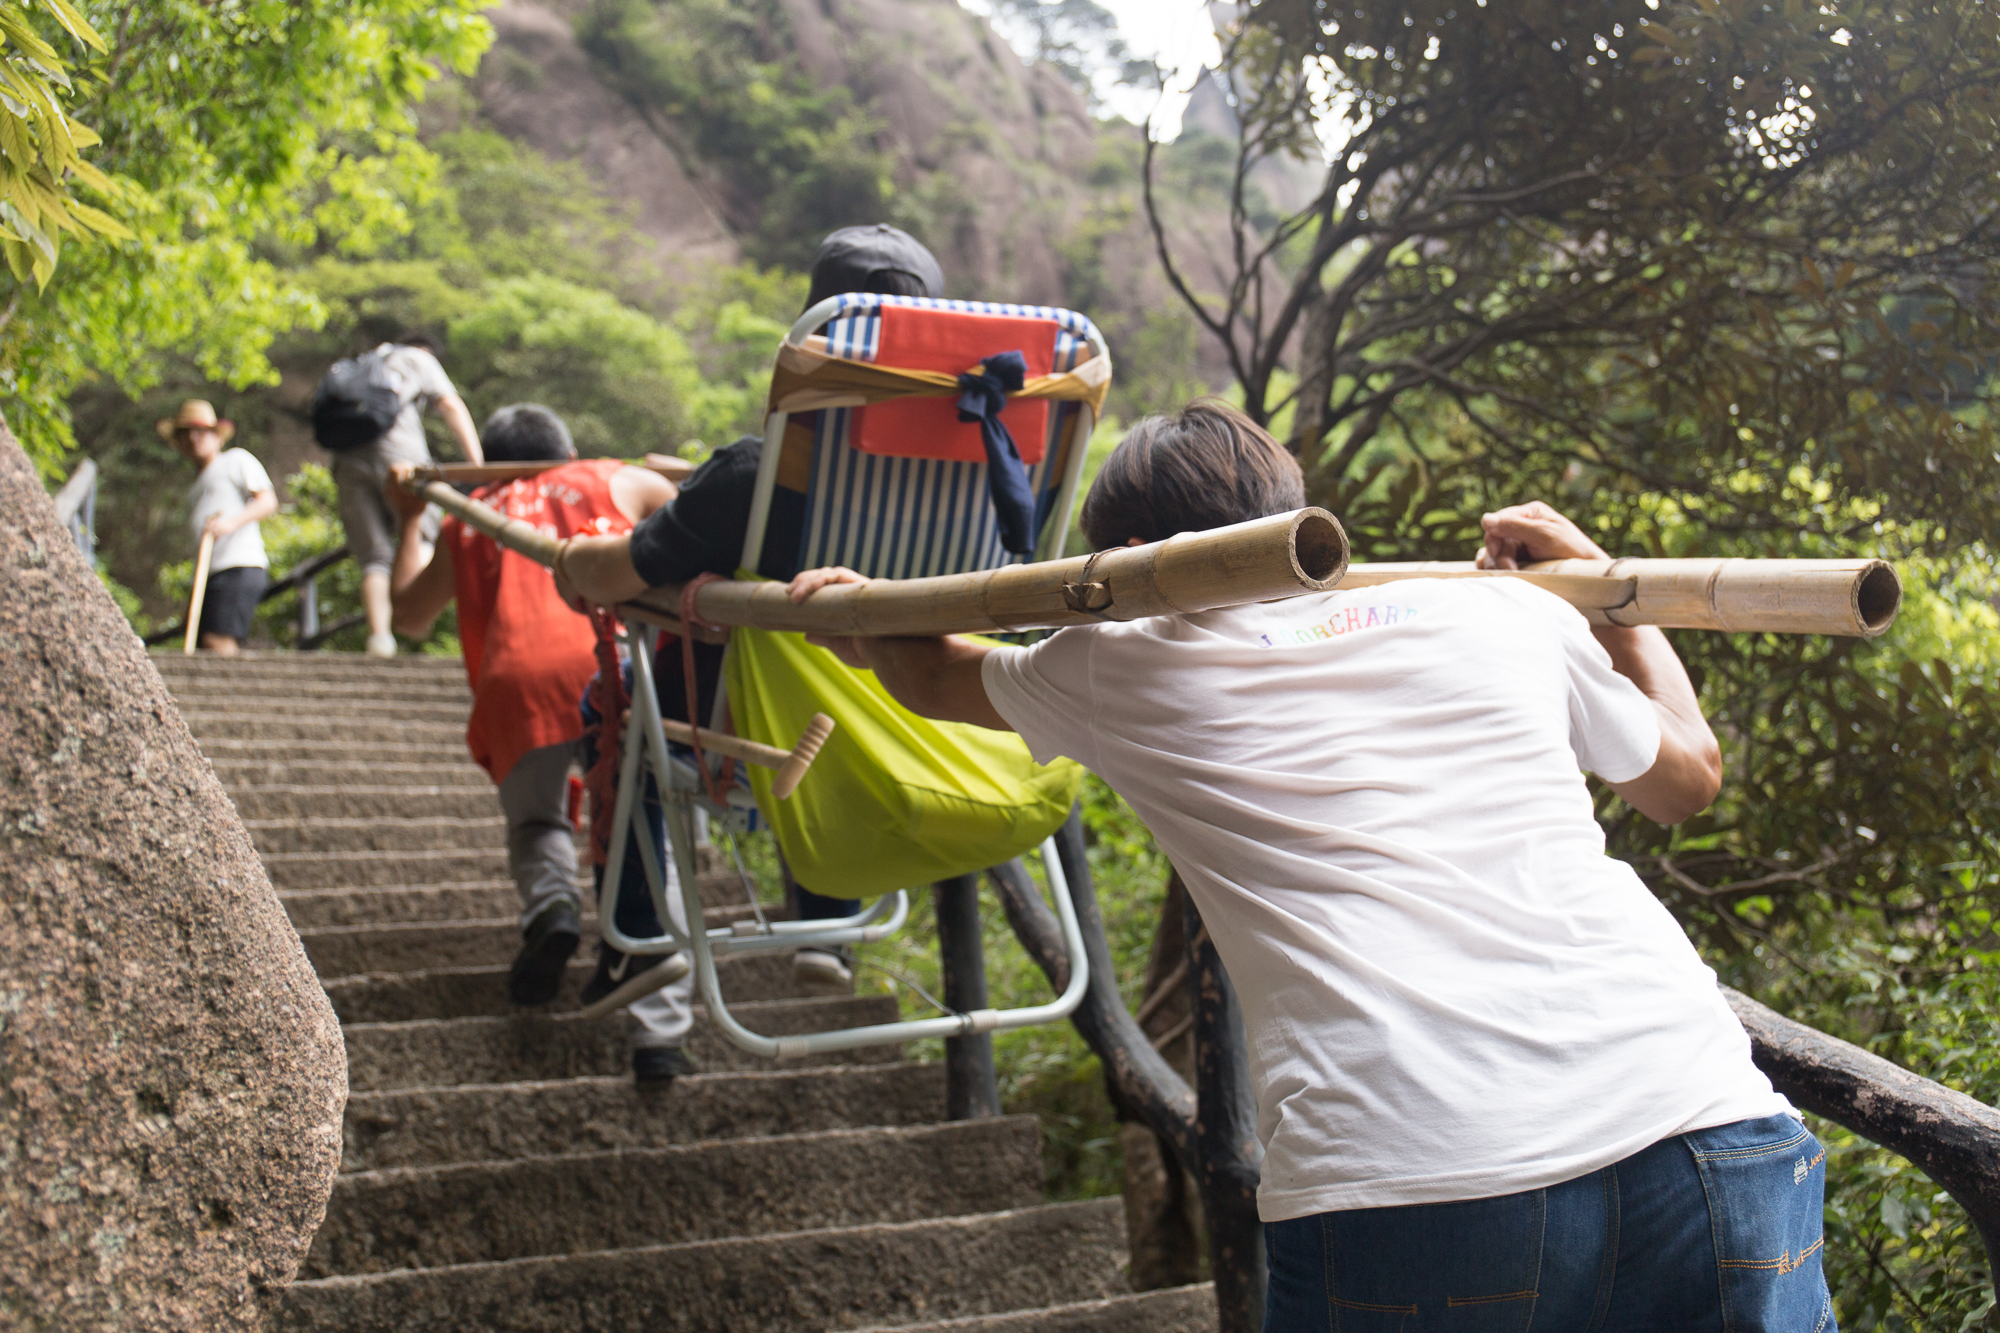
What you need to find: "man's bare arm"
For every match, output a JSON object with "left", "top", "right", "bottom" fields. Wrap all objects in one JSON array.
[
  {"left": 788, "top": 566, "right": 1012, "bottom": 731},
  {"left": 387, "top": 466, "right": 455, "bottom": 637},
  {"left": 1478, "top": 502, "right": 1722, "bottom": 825},
  {"left": 436, "top": 392, "right": 484, "bottom": 465}
]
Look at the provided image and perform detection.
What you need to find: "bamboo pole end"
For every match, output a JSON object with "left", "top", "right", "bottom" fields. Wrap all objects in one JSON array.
[
  {"left": 1856, "top": 561, "right": 1902, "bottom": 638},
  {"left": 1290, "top": 508, "right": 1350, "bottom": 590}
]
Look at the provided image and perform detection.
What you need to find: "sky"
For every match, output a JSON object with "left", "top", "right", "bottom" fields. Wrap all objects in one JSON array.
[{"left": 1091, "top": 0, "right": 1225, "bottom": 137}]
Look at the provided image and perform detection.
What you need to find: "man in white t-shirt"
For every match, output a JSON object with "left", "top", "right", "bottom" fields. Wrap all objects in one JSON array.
[
  {"left": 787, "top": 400, "right": 1835, "bottom": 1329},
  {"left": 327, "top": 336, "right": 484, "bottom": 657},
  {"left": 161, "top": 399, "right": 277, "bottom": 656}
]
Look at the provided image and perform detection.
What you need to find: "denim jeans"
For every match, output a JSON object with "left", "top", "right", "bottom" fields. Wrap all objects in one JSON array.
[{"left": 1264, "top": 1113, "right": 1835, "bottom": 1332}]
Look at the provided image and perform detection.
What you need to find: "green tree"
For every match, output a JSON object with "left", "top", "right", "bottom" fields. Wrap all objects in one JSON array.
[{"left": 2, "top": 0, "right": 493, "bottom": 470}]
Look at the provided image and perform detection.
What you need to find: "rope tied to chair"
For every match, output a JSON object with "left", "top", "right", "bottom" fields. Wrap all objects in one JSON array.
[
  {"left": 582, "top": 606, "right": 628, "bottom": 869},
  {"left": 956, "top": 350, "right": 1036, "bottom": 557},
  {"left": 679, "top": 572, "right": 738, "bottom": 806}
]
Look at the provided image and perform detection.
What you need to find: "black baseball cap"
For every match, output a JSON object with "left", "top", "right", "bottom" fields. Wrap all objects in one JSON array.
[{"left": 805, "top": 224, "right": 945, "bottom": 311}]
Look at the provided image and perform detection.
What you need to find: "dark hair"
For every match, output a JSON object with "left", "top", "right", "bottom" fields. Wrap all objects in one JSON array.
[
  {"left": 1080, "top": 399, "right": 1306, "bottom": 549},
  {"left": 397, "top": 333, "right": 440, "bottom": 355},
  {"left": 481, "top": 403, "right": 575, "bottom": 463}
]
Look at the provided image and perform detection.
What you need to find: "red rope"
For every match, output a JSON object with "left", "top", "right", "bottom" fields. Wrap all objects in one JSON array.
[
  {"left": 583, "top": 606, "right": 628, "bottom": 869},
  {"left": 679, "top": 573, "right": 736, "bottom": 805}
]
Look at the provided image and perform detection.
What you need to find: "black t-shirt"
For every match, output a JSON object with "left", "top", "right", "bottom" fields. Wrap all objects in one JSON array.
[
  {"left": 628, "top": 435, "right": 806, "bottom": 587},
  {"left": 627, "top": 434, "right": 805, "bottom": 722}
]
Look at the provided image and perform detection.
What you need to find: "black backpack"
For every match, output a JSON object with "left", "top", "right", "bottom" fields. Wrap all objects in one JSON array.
[{"left": 310, "top": 350, "right": 404, "bottom": 452}]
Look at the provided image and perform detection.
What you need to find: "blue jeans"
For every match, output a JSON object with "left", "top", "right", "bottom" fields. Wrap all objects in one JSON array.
[{"left": 1265, "top": 1114, "right": 1834, "bottom": 1332}]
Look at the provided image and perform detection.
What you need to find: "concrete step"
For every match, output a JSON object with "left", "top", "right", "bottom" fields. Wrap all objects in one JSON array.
[
  {"left": 232, "top": 785, "right": 502, "bottom": 821},
  {"left": 183, "top": 713, "right": 467, "bottom": 743},
  {"left": 212, "top": 759, "right": 489, "bottom": 788},
  {"left": 179, "top": 694, "right": 470, "bottom": 722},
  {"left": 307, "top": 1118, "right": 1044, "bottom": 1277},
  {"left": 245, "top": 815, "right": 506, "bottom": 856},
  {"left": 858, "top": 1286, "right": 1216, "bottom": 1333},
  {"left": 276, "top": 1198, "right": 1131, "bottom": 1333},
  {"left": 343, "top": 996, "right": 902, "bottom": 1091},
  {"left": 342, "top": 1063, "right": 946, "bottom": 1172}
]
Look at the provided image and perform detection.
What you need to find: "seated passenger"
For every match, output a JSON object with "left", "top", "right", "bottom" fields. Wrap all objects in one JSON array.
[
  {"left": 388, "top": 404, "right": 698, "bottom": 1085},
  {"left": 553, "top": 223, "right": 946, "bottom": 994}
]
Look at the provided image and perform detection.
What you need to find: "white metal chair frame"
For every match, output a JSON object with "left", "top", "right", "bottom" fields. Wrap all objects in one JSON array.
[{"left": 594, "top": 294, "right": 1107, "bottom": 1057}]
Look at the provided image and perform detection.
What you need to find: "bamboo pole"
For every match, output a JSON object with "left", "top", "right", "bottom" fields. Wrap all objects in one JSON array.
[
  {"left": 183, "top": 531, "right": 216, "bottom": 655},
  {"left": 1338, "top": 558, "right": 1901, "bottom": 638},
  {"left": 624, "top": 508, "right": 1352, "bottom": 637},
  {"left": 416, "top": 455, "right": 693, "bottom": 486}
]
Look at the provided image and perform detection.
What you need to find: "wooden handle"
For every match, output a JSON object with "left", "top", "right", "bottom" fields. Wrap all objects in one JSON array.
[
  {"left": 183, "top": 531, "right": 216, "bottom": 655},
  {"left": 771, "top": 713, "right": 836, "bottom": 801},
  {"left": 414, "top": 456, "right": 696, "bottom": 485}
]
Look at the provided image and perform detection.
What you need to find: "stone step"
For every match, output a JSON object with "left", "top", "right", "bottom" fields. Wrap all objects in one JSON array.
[
  {"left": 307, "top": 1118, "right": 1045, "bottom": 1277},
  {"left": 281, "top": 880, "right": 770, "bottom": 930},
  {"left": 190, "top": 699, "right": 474, "bottom": 725},
  {"left": 276, "top": 1199, "right": 1131, "bottom": 1333},
  {"left": 858, "top": 1286, "right": 1216, "bottom": 1333},
  {"left": 343, "top": 996, "right": 901, "bottom": 1091},
  {"left": 306, "top": 925, "right": 814, "bottom": 1005},
  {"left": 245, "top": 815, "right": 507, "bottom": 856},
  {"left": 151, "top": 649, "right": 466, "bottom": 677},
  {"left": 183, "top": 713, "right": 467, "bottom": 743},
  {"left": 212, "top": 759, "right": 489, "bottom": 788},
  {"left": 232, "top": 785, "right": 503, "bottom": 821},
  {"left": 262, "top": 848, "right": 506, "bottom": 890},
  {"left": 196, "top": 739, "right": 475, "bottom": 766},
  {"left": 168, "top": 678, "right": 470, "bottom": 703},
  {"left": 342, "top": 1063, "right": 946, "bottom": 1173}
]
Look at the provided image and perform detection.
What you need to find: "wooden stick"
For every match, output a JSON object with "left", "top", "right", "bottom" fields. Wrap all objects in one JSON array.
[
  {"left": 653, "top": 710, "right": 835, "bottom": 800},
  {"left": 624, "top": 508, "right": 1352, "bottom": 637},
  {"left": 1339, "top": 557, "right": 1902, "bottom": 638},
  {"left": 183, "top": 531, "right": 215, "bottom": 655}
]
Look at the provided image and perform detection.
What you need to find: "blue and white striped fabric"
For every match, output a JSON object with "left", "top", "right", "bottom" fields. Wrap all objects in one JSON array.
[{"left": 792, "top": 295, "right": 1100, "bottom": 580}]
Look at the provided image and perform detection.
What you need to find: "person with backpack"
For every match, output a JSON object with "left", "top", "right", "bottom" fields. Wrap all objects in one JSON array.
[
  {"left": 311, "top": 335, "right": 484, "bottom": 657},
  {"left": 385, "top": 404, "right": 699, "bottom": 1084}
]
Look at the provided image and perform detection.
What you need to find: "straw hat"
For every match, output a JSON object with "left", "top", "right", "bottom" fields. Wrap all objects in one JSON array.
[{"left": 155, "top": 398, "right": 235, "bottom": 444}]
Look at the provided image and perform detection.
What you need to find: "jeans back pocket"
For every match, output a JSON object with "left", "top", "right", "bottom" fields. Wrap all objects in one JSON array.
[{"left": 1683, "top": 1114, "right": 1835, "bottom": 1333}]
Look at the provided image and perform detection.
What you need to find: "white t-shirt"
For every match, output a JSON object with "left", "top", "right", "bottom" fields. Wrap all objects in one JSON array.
[
  {"left": 982, "top": 577, "right": 1785, "bottom": 1220},
  {"left": 187, "top": 448, "right": 273, "bottom": 572},
  {"left": 373, "top": 343, "right": 456, "bottom": 466}
]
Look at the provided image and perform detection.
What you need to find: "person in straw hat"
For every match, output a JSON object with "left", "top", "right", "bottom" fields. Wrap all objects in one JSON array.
[{"left": 160, "top": 398, "right": 276, "bottom": 655}]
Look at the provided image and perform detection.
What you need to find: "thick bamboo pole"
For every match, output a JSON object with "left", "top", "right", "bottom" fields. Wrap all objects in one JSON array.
[
  {"left": 622, "top": 508, "right": 1351, "bottom": 637},
  {"left": 417, "top": 455, "right": 694, "bottom": 486},
  {"left": 1339, "top": 557, "right": 1902, "bottom": 638}
]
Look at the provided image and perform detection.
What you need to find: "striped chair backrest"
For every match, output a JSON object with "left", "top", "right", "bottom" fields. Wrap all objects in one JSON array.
[{"left": 788, "top": 295, "right": 1101, "bottom": 580}]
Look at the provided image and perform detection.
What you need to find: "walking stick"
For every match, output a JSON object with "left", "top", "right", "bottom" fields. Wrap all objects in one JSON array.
[{"left": 183, "top": 530, "right": 216, "bottom": 655}]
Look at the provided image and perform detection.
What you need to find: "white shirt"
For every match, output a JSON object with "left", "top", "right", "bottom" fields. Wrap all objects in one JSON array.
[
  {"left": 372, "top": 343, "right": 456, "bottom": 466},
  {"left": 187, "top": 448, "right": 273, "bottom": 572},
  {"left": 982, "top": 577, "right": 1785, "bottom": 1219}
]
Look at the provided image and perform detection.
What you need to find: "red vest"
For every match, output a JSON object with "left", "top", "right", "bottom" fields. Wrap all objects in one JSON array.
[{"left": 446, "top": 459, "right": 630, "bottom": 783}]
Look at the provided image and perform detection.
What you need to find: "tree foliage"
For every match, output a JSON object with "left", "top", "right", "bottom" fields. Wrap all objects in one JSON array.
[{"left": 1, "top": 0, "right": 493, "bottom": 469}]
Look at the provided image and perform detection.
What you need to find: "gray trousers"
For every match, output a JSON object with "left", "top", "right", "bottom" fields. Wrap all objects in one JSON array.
[{"left": 496, "top": 740, "right": 693, "bottom": 1049}]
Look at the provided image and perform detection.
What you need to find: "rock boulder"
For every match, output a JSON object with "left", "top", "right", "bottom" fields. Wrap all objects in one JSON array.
[{"left": 0, "top": 422, "right": 345, "bottom": 1330}]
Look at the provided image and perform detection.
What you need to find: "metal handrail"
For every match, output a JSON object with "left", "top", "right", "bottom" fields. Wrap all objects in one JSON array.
[{"left": 144, "top": 544, "right": 353, "bottom": 648}]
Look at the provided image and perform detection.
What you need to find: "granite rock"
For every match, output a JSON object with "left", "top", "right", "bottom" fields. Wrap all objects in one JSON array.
[{"left": 0, "top": 422, "right": 346, "bottom": 1330}]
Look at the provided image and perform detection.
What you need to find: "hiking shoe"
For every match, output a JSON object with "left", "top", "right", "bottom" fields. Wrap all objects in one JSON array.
[
  {"left": 579, "top": 943, "right": 692, "bottom": 1017},
  {"left": 506, "top": 898, "right": 581, "bottom": 1007},
  {"left": 365, "top": 632, "right": 397, "bottom": 658},
  {"left": 632, "top": 1046, "right": 697, "bottom": 1086},
  {"left": 793, "top": 946, "right": 855, "bottom": 996}
]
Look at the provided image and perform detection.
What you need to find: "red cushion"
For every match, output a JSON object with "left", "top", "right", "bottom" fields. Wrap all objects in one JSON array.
[{"left": 850, "top": 305, "right": 1056, "bottom": 465}]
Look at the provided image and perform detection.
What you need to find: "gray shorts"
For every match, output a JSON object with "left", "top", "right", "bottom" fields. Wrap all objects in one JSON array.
[{"left": 332, "top": 450, "right": 440, "bottom": 576}]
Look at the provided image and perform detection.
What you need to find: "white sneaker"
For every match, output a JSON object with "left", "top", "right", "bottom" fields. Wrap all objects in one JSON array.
[
  {"left": 793, "top": 947, "right": 854, "bottom": 995},
  {"left": 365, "top": 632, "right": 397, "bottom": 658}
]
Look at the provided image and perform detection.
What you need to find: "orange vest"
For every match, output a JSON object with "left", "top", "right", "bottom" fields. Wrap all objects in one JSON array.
[{"left": 446, "top": 459, "right": 631, "bottom": 784}]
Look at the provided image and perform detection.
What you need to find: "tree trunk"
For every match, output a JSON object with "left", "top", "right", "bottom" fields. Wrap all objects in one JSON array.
[
  {"left": 1184, "top": 891, "right": 1267, "bottom": 1333},
  {"left": 934, "top": 872, "right": 1000, "bottom": 1119}
]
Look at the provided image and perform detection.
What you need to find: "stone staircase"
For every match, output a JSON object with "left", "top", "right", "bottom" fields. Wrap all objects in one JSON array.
[{"left": 153, "top": 651, "right": 1213, "bottom": 1332}]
